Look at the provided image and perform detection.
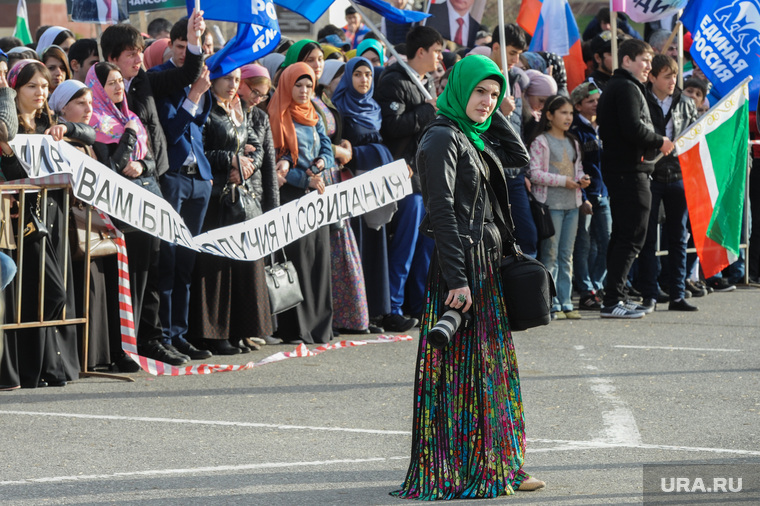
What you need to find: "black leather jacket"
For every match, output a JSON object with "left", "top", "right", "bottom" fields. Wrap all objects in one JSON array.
[
  {"left": 417, "top": 115, "right": 521, "bottom": 290},
  {"left": 245, "top": 105, "right": 280, "bottom": 212}
]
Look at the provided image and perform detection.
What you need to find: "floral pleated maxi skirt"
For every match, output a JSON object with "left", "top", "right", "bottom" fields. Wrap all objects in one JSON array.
[{"left": 392, "top": 243, "right": 527, "bottom": 500}]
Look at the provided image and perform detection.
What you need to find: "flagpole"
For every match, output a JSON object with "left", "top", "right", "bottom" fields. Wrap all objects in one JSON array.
[
  {"left": 497, "top": 0, "right": 510, "bottom": 96},
  {"left": 349, "top": 0, "right": 433, "bottom": 101},
  {"left": 677, "top": 14, "right": 683, "bottom": 90},
  {"left": 421, "top": 0, "right": 432, "bottom": 26},
  {"left": 610, "top": 0, "right": 618, "bottom": 71}
]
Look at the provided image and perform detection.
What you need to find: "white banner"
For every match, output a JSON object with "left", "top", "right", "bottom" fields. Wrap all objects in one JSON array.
[
  {"left": 611, "top": 0, "right": 688, "bottom": 23},
  {"left": 6, "top": 135, "right": 412, "bottom": 261}
]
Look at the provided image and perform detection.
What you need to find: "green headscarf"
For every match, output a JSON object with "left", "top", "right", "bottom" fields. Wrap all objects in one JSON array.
[
  {"left": 357, "top": 38, "right": 385, "bottom": 66},
  {"left": 281, "top": 39, "right": 321, "bottom": 69},
  {"left": 435, "top": 55, "right": 506, "bottom": 151}
]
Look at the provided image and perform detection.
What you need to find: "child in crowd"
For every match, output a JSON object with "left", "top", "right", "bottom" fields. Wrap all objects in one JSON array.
[
  {"left": 528, "top": 95, "right": 590, "bottom": 320},
  {"left": 682, "top": 78, "right": 709, "bottom": 115},
  {"left": 570, "top": 82, "right": 610, "bottom": 311},
  {"left": 639, "top": 54, "right": 700, "bottom": 312}
]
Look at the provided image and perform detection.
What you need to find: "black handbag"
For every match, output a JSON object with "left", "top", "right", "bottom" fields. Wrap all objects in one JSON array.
[
  {"left": 23, "top": 193, "right": 49, "bottom": 242},
  {"left": 527, "top": 191, "right": 555, "bottom": 240},
  {"left": 265, "top": 251, "right": 304, "bottom": 315},
  {"left": 500, "top": 247, "right": 556, "bottom": 331},
  {"left": 219, "top": 155, "right": 262, "bottom": 227}
]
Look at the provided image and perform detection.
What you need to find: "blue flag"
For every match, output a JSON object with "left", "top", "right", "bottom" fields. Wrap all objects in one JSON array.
[
  {"left": 206, "top": 22, "right": 281, "bottom": 79},
  {"left": 681, "top": 0, "right": 760, "bottom": 111},
  {"left": 188, "top": 0, "right": 279, "bottom": 29},
  {"left": 273, "top": 0, "right": 428, "bottom": 24}
]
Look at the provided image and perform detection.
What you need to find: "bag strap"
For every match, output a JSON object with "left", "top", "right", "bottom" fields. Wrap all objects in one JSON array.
[
  {"left": 269, "top": 248, "right": 289, "bottom": 265},
  {"left": 475, "top": 152, "right": 521, "bottom": 258}
]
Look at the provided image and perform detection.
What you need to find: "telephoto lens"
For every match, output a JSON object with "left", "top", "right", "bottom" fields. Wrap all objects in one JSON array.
[{"left": 427, "top": 309, "right": 468, "bottom": 350}]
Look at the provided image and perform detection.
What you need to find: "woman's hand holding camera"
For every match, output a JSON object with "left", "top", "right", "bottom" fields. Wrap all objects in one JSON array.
[{"left": 445, "top": 286, "right": 472, "bottom": 313}]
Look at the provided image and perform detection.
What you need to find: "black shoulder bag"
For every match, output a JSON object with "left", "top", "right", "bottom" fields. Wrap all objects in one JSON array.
[{"left": 480, "top": 159, "right": 556, "bottom": 332}]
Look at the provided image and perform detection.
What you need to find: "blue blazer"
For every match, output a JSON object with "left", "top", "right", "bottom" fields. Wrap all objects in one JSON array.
[{"left": 150, "top": 60, "right": 213, "bottom": 180}]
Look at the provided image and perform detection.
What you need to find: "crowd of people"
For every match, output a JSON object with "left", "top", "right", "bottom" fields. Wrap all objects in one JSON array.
[
  {"left": 0, "top": 5, "right": 752, "bottom": 378},
  {"left": 0, "top": 3, "right": 757, "bottom": 501}
]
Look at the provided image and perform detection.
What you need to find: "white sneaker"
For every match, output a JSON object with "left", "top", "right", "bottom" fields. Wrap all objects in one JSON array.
[{"left": 600, "top": 301, "right": 646, "bottom": 319}]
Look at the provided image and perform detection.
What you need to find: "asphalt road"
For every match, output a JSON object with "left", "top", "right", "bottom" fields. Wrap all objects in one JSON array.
[{"left": 1, "top": 285, "right": 759, "bottom": 505}]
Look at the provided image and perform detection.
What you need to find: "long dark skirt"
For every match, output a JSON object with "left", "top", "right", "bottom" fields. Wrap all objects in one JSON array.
[
  {"left": 275, "top": 226, "right": 333, "bottom": 343},
  {"left": 351, "top": 217, "right": 391, "bottom": 318},
  {"left": 188, "top": 254, "right": 272, "bottom": 341},
  {"left": 74, "top": 257, "right": 112, "bottom": 369},
  {"left": 392, "top": 243, "right": 527, "bottom": 499},
  {"left": 275, "top": 184, "right": 333, "bottom": 344},
  {"left": 12, "top": 195, "right": 80, "bottom": 387}
]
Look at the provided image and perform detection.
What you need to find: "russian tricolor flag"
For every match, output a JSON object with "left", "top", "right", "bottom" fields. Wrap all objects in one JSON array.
[{"left": 517, "top": 0, "right": 585, "bottom": 92}]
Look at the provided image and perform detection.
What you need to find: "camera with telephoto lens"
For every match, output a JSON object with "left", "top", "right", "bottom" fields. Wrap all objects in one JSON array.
[{"left": 427, "top": 307, "right": 471, "bottom": 350}]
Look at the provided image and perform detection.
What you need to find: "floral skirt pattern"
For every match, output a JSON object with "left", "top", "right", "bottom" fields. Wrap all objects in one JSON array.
[
  {"left": 392, "top": 243, "right": 527, "bottom": 500},
  {"left": 330, "top": 223, "right": 369, "bottom": 331}
]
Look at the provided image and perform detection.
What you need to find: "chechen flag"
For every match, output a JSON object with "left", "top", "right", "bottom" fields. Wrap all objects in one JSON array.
[
  {"left": 676, "top": 78, "right": 750, "bottom": 278},
  {"left": 517, "top": 0, "right": 585, "bottom": 92}
]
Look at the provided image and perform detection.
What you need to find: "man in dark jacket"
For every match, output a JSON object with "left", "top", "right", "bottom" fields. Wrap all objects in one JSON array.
[
  {"left": 99, "top": 11, "right": 206, "bottom": 365},
  {"left": 597, "top": 38, "right": 674, "bottom": 318},
  {"left": 150, "top": 17, "right": 214, "bottom": 360},
  {"left": 639, "top": 54, "right": 700, "bottom": 312},
  {"left": 375, "top": 25, "right": 442, "bottom": 331}
]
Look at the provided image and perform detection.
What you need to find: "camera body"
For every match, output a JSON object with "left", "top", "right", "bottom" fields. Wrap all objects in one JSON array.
[{"left": 427, "top": 307, "right": 471, "bottom": 350}]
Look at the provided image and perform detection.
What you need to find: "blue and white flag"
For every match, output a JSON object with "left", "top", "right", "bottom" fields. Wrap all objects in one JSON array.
[
  {"left": 188, "top": 0, "right": 278, "bottom": 29},
  {"left": 206, "top": 22, "right": 281, "bottom": 79},
  {"left": 682, "top": 0, "right": 760, "bottom": 111},
  {"left": 273, "top": 0, "right": 428, "bottom": 25}
]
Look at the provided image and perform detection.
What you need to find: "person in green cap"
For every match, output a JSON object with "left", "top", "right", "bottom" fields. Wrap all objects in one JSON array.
[{"left": 392, "top": 54, "right": 545, "bottom": 499}]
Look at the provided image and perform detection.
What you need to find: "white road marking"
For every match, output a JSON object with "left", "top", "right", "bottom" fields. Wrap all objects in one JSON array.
[
  {"left": 587, "top": 377, "right": 643, "bottom": 446},
  {"left": 0, "top": 457, "right": 399, "bottom": 485},
  {"left": 3, "top": 440, "right": 760, "bottom": 487},
  {"left": 614, "top": 345, "right": 741, "bottom": 352},
  {"left": 574, "top": 345, "right": 643, "bottom": 447},
  {"left": 0, "top": 410, "right": 409, "bottom": 435}
]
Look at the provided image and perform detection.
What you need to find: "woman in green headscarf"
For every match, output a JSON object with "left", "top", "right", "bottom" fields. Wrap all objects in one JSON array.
[{"left": 392, "top": 55, "right": 544, "bottom": 500}]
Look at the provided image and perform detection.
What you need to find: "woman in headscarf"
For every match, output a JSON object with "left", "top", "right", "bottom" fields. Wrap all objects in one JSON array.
[
  {"left": 267, "top": 62, "right": 335, "bottom": 344},
  {"left": 522, "top": 68, "right": 558, "bottom": 139},
  {"left": 281, "top": 42, "right": 369, "bottom": 335},
  {"left": 391, "top": 55, "right": 544, "bottom": 499},
  {"left": 48, "top": 80, "right": 135, "bottom": 373},
  {"left": 0, "top": 60, "right": 93, "bottom": 388},
  {"left": 317, "top": 60, "right": 345, "bottom": 101},
  {"left": 36, "top": 26, "right": 76, "bottom": 55},
  {"left": 356, "top": 38, "right": 385, "bottom": 68},
  {"left": 41, "top": 45, "right": 71, "bottom": 92},
  {"left": 86, "top": 62, "right": 186, "bottom": 367},
  {"left": 188, "top": 66, "right": 274, "bottom": 355},
  {"left": 332, "top": 56, "right": 393, "bottom": 331},
  {"left": 143, "top": 38, "right": 171, "bottom": 70}
]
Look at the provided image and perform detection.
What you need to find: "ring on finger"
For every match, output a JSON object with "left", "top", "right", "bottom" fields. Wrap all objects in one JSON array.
[{"left": 457, "top": 294, "right": 466, "bottom": 304}]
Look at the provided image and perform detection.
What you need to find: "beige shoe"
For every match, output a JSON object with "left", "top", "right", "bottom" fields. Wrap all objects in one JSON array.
[
  {"left": 564, "top": 310, "right": 582, "bottom": 320},
  {"left": 517, "top": 476, "right": 546, "bottom": 491}
]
